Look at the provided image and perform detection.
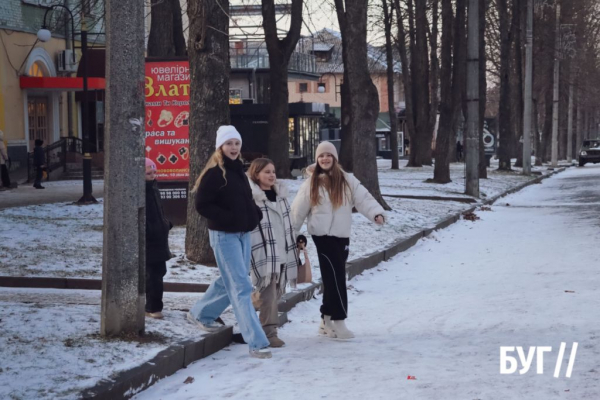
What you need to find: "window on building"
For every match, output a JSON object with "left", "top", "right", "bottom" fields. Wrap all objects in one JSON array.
[{"left": 299, "top": 83, "right": 308, "bottom": 93}]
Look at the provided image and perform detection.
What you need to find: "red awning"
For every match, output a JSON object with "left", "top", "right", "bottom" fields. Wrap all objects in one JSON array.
[{"left": 19, "top": 76, "right": 106, "bottom": 91}]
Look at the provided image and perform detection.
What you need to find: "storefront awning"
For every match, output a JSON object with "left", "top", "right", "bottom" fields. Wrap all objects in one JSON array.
[{"left": 20, "top": 76, "right": 105, "bottom": 91}]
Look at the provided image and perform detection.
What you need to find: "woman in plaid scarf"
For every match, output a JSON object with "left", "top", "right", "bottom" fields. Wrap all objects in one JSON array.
[{"left": 247, "top": 158, "right": 300, "bottom": 348}]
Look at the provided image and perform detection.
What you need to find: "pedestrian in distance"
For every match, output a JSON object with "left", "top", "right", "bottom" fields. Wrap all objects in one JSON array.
[
  {"left": 456, "top": 140, "right": 464, "bottom": 162},
  {"left": 295, "top": 234, "right": 312, "bottom": 284},
  {"left": 291, "top": 141, "right": 385, "bottom": 340},
  {"left": 0, "top": 130, "right": 10, "bottom": 190},
  {"left": 187, "top": 125, "right": 272, "bottom": 359},
  {"left": 247, "top": 158, "right": 300, "bottom": 348},
  {"left": 33, "top": 139, "right": 46, "bottom": 189},
  {"left": 144, "top": 158, "right": 173, "bottom": 319}
]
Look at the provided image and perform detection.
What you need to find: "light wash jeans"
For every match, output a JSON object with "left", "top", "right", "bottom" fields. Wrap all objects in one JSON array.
[{"left": 189, "top": 230, "right": 269, "bottom": 351}]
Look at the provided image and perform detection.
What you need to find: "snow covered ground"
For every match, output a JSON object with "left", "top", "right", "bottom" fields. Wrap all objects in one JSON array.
[
  {"left": 132, "top": 164, "right": 600, "bottom": 400},
  {"left": 0, "top": 160, "right": 548, "bottom": 284}
]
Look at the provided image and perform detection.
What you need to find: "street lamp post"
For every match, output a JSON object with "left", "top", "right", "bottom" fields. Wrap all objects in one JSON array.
[
  {"left": 38, "top": 5, "right": 97, "bottom": 204},
  {"left": 317, "top": 72, "right": 340, "bottom": 101}
]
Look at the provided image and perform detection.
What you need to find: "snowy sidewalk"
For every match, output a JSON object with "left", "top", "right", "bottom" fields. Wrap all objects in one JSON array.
[
  {"left": 0, "top": 179, "right": 104, "bottom": 210},
  {"left": 134, "top": 165, "right": 600, "bottom": 400}
]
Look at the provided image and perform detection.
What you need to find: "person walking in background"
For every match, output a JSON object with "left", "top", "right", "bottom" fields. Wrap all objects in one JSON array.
[
  {"left": 456, "top": 140, "right": 464, "bottom": 162},
  {"left": 187, "top": 125, "right": 272, "bottom": 359},
  {"left": 0, "top": 130, "right": 10, "bottom": 190},
  {"left": 144, "top": 158, "right": 172, "bottom": 319},
  {"left": 33, "top": 139, "right": 45, "bottom": 189},
  {"left": 291, "top": 141, "right": 385, "bottom": 340},
  {"left": 247, "top": 158, "right": 299, "bottom": 348}
]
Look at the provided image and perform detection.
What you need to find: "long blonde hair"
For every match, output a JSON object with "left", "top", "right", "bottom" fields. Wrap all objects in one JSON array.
[
  {"left": 191, "top": 149, "right": 226, "bottom": 192},
  {"left": 310, "top": 158, "right": 349, "bottom": 209},
  {"left": 247, "top": 158, "right": 274, "bottom": 186}
]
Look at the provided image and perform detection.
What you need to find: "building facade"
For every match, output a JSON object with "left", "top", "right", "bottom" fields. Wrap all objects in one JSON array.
[{"left": 0, "top": 0, "right": 104, "bottom": 169}]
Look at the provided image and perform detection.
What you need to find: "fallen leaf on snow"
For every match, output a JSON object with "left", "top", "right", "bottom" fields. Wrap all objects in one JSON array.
[{"left": 184, "top": 376, "right": 195, "bottom": 384}]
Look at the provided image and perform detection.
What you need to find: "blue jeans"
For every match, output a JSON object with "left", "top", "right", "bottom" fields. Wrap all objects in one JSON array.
[{"left": 189, "top": 230, "right": 269, "bottom": 351}]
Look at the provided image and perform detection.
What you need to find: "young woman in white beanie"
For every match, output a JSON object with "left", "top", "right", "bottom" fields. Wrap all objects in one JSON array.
[
  {"left": 291, "top": 141, "right": 385, "bottom": 339},
  {"left": 187, "top": 125, "right": 272, "bottom": 359},
  {"left": 246, "top": 158, "right": 300, "bottom": 348}
]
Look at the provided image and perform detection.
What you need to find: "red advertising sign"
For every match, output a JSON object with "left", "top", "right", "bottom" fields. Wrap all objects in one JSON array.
[{"left": 144, "top": 61, "right": 190, "bottom": 181}]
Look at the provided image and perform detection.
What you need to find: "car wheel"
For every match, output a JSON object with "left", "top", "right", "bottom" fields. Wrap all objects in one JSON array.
[{"left": 579, "top": 159, "right": 586, "bottom": 167}]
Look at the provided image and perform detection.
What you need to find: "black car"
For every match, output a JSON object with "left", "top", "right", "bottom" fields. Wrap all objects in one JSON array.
[{"left": 579, "top": 139, "right": 600, "bottom": 167}]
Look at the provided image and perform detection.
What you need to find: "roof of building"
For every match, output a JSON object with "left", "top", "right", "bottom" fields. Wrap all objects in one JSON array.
[{"left": 297, "top": 28, "right": 402, "bottom": 75}]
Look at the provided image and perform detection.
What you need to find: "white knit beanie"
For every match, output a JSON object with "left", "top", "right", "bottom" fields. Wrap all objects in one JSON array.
[
  {"left": 215, "top": 125, "right": 242, "bottom": 149},
  {"left": 315, "top": 141, "right": 338, "bottom": 161}
]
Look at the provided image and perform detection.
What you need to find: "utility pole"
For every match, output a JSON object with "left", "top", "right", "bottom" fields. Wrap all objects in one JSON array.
[
  {"left": 567, "top": 69, "right": 574, "bottom": 162},
  {"left": 551, "top": 3, "right": 560, "bottom": 167},
  {"left": 522, "top": 0, "right": 533, "bottom": 175},
  {"left": 466, "top": 0, "right": 480, "bottom": 197},
  {"left": 101, "top": 0, "right": 146, "bottom": 336}
]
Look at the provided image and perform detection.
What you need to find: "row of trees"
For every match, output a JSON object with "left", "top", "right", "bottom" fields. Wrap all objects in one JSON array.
[{"left": 146, "top": 0, "right": 600, "bottom": 264}]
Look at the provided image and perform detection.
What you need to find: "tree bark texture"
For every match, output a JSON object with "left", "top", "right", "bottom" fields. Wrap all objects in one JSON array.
[
  {"left": 451, "top": 0, "right": 467, "bottom": 164},
  {"left": 478, "top": 0, "right": 488, "bottom": 178},
  {"left": 185, "top": 0, "right": 230, "bottom": 265},
  {"left": 434, "top": 0, "right": 454, "bottom": 183},
  {"left": 428, "top": 0, "right": 440, "bottom": 158},
  {"left": 335, "top": 0, "right": 390, "bottom": 210},
  {"left": 339, "top": 77, "right": 354, "bottom": 171},
  {"left": 393, "top": 0, "right": 417, "bottom": 160},
  {"left": 497, "top": 0, "right": 512, "bottom": 170},
  {"left": 383, "top": 0, "right": 400, "bottom": 170},
  {"left": 262, "top": 0, "right": 303, "bottom": 179},
  {"left": 408, "top": 0, "right": 432, "bottom": 167},
  {"left": 148, "top": 0, "right": 187, "bottom": 57}
]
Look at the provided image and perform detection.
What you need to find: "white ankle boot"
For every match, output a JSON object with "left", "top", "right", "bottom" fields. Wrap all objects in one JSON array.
[
  {"left": 318, "top": 317, "right": 326, "bottom": 335},
  {"left": 323, "top": 316, "right": 355, "bottom": 339}
]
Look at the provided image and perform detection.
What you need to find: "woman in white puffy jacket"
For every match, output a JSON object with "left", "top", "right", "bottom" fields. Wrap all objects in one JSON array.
[{"left": 291, "top": 141, "right": 385, "bottom": 339}]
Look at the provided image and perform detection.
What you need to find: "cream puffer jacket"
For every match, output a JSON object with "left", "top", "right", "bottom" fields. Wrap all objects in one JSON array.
[{"left": 291, "top": 167, "right": 385, "bottom": 238}]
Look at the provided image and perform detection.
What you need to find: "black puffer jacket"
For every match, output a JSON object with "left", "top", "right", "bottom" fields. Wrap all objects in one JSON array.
[
  {"left": 195, "top": 157, "right": 262, "bottom": 233},
  {"left": 146, "top": 180, "right": 172, "bottom": 262}
]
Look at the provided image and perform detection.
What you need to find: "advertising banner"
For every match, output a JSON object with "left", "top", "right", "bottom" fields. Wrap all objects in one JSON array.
[{"left": 144, "top": 61, "right": 191, "bottom": 181}]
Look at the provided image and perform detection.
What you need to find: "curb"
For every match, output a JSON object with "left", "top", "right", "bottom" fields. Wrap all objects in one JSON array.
[{"left": 79, "top": 167, "right": 567, "bottom": 399}]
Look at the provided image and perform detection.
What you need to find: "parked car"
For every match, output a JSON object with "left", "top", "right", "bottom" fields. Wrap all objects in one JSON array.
[{"left": 579, "top": 139, "right": 600, "bottom": 167}]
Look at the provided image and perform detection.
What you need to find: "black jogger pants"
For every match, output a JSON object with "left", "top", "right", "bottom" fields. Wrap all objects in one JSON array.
[
  {"left": 312, "top": 235, "right": 350, "bottom": 321},
  {"left": 146, "top": 261, "right": 167, "bottom": 313}
]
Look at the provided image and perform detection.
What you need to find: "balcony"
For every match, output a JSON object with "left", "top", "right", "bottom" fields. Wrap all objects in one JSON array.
[{"left": 230, "top": 52, "right": 317, "bottom": 75}]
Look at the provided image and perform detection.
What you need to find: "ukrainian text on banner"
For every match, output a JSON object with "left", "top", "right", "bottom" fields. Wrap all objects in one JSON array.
[{"left": 144, "top": 61, "right": 190, "bottom": 181}]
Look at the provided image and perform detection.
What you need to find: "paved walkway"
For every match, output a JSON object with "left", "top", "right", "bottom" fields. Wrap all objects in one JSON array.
[{"left": 0, "top": 180, "right": 104, "bottom": 210}]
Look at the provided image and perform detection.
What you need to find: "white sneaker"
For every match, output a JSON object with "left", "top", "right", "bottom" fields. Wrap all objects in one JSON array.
[
  {"left": 249, "top": 348, "right": 272, "bottom": 359},
  {"left": 186, "top": 312, "right": 222, "bottom": 333},
  {"left": 323, "top": 316, "right": 355, "bottom": 339}
]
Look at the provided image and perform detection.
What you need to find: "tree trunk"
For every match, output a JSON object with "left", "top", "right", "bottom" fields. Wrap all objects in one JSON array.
[
  {"left": 542, "top": 86, "right": 553, "bottom": 162},
  {"left": 382, "top": 0, "right": 400, "bottom": 170},
  {"left": 185, "top": 0, "right": 230, "bottom": 264},
  {"left": 428, "top": 0, "right": 440, "bottom": 163},
  {"left": 339, "top": 76, "right": 353, "bottom": 171},
  {"left": 393, "top": 0, "right": 417, "bottom": 163},
  {"left": 478, "top": 0, "right": 488, "bottom": 178},
  {"left": 148, "top": 0, "right": 187, "bottom": 57},
  {"left": 409, "top": 0, "right": 432, "bottom": 167},
  {"left": 497, "top": 0, "right": 512, "bottom": 170},
  {"left": 512, "top": 0, "right": 524, "bottom": 168},
  {"left": 335, "top": 0, "right": 390, "bottom": 210},
  {"left": 451, "top": 0, "right": 467, "bottom": 164},
  {"left": 262, "top": 0, "right": 303, "bottom": 179},
  {"left": 433, "top": 0, "right": 453, "bottom": 183}
]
